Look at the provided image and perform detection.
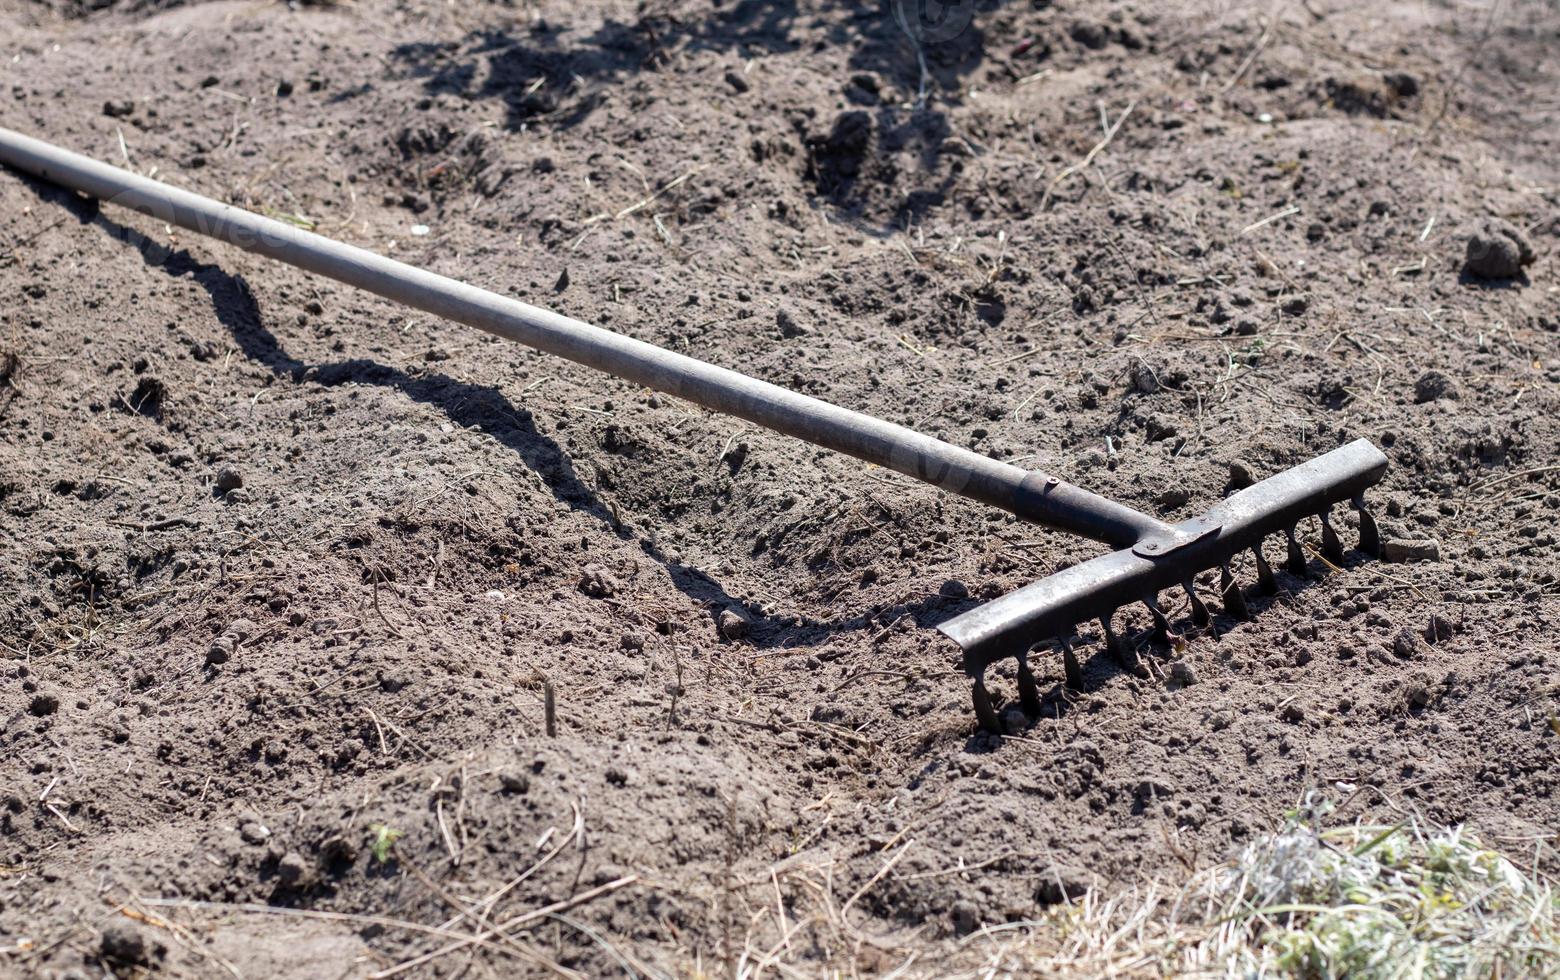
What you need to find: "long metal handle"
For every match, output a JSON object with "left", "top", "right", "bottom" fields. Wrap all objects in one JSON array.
[{"left": 0, "top": 126, "right": 1170, "bottom": 548}]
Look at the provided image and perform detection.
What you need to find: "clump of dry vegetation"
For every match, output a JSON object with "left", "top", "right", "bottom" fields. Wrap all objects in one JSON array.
[{"left": 970, "top": 793, "right": 1558, "bottom": 979}]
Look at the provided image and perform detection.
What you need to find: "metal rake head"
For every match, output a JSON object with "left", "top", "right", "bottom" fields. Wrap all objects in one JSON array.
[{"left": 939, "top": 439, "right": 1389, "bottom": 732}]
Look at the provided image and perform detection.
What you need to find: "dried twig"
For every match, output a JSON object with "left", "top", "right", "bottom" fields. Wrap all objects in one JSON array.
[{"left": 1040, "top": 101, "right": 1136, "bottom": 210}]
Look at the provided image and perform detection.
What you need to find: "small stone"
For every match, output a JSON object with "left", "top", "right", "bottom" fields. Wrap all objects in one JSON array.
[
  {"left": 1425, "top": 614, "right": 1455, "bottom": 644},
  {"left": 1463, "top": 219, "right": 1535, "bottom": 280},
  {"left": 1413, "top": 371, "right": 1458, "bottom": 403},
  {"left": 1129, "top": 360, "right": 1160, "bottom": 394},
  {"left": 578, "top": 564, "right": 621, "bottom": 598},
  {"left": 276, "top": 851, "right": 310, "bottom": 886},
  {"left": 1227, "top": 459, "right": 1256, "bottom": 490},
  {"left": 240, "top": 821, "right": 271, "bottom": 845},
  {"left": 1383, "top": 538, "right": 1440, "bottom": 563},
  {"left": 1169, "top": 661, "right": 1197, "bottom": 685},
  {"left": 1133, "top": 777, "right": 1175, "bottom": 800},
  {"left": 724, "top": 69, "right": 750, "bottom": 93},
  {"left": 1156, "top": 487, "right": 1192, "bottom": 510},
  {"left": 206, "top": 636, "right": 234, "bottom": 665},
  {"left": 100, "top": 924, "right": 150, "bottom": 965},
  {"left": 776, "top": 306, "right": 810, "bottom": 338},
  {"left": 1393, "top": 629, "right": 1419, "bottom": 658},
  {"left": 938, "top": 579, "right": 970, "bottom": 600},
  {"left": 950, "top": 899, "right": 980, "bottom": 936},
  {"left": 1035, "top": 870, "right": 1088, "bottom": 905},
  {"left": 214, "top": 466, "right": 243, "bottom": 493},
  {"left": 718, "top": 606, "right": 753, "bottom": 640},
  {"left": 620, "top": 631, "right": 645, "bottom": 652},
  {"left": 1385, "top": 71, "right": 1420, "bottom": 97},
  {"left": 1068, "top": 21, "right": 1109, "bottom": 49}
]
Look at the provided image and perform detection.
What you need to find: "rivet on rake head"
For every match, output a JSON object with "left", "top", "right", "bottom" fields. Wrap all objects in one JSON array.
[
  {"left": 1353, "top": 492, "right": 1382, "bottom": 558},
  {"left": 1285, "top": 525, "right": 1308, "bottom": 578},
  {"left": 1016, "top": 651, "right": 1043, "bottom": 714},
  {"left": 1320, "top": 508, "right": 1345, "bottom": 566},
  {"left": 1253, "top": 541, "right": 1278, "bottom": 594},
  {"left": 1183, "top": 578, "right": 1211, "bottom": 628},
  {"left": 1221, "top": 563, "right": 1250, "bottom": 620},
  {"left": 1060, "top": 632, "right": 1084, "bottom": 692}
]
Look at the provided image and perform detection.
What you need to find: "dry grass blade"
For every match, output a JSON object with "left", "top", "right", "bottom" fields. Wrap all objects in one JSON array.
[
  {"left": 1040, "top": 101, "right": 1136, "bottom": 210},
  {"left": 370, "top": 875, "right": 638, "bottom": 978}
]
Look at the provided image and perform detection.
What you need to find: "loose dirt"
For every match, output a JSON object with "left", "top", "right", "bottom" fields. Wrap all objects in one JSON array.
[{"left": 1, "top": 0, "right": 1556, "bottom": 976}]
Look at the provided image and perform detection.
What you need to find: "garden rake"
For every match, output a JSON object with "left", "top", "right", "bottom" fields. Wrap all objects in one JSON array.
[{"left": 0, "top": 126, "right": 1388, "bottom": 732}]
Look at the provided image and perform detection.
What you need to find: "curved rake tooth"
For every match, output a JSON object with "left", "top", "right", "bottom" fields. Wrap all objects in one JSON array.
[
  {"left": 1144, "top": 594, "right": 1177, "bottom": 646},
  {"left": 1060, "top": 631, "right": 1084, "bottom": 692},
  {"left": 1253, "top": 542, "right": 1278, "bottom": 594},
  {"left": 1354, "top": 492, "right": 1382, "bottom": 558},
  {"left": 1320, "top": 508, "right": 1345, "bottom": 566},
  {"left": 1101, "top": 611, "right": 1138, "bottom": 673},
  {"left": 971, "top": 677, "right": 1003, "bottom": 734},
  {"left": 1016, "top": 650, "right": 1043, "bottom": 714},
  {"left": 1183, "top": 578, "right": 1211, "bottom": 628},
  {"left": 1220, "top": 563, "right": 1250, "bottom": 620},
  {"left": 1285, "top": 525, "right": 1309, "bottom": 577}
]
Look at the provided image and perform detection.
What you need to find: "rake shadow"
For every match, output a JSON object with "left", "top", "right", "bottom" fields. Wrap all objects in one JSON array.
[{"left": 21, "top": 177, "right": 975, "bottom": 652}]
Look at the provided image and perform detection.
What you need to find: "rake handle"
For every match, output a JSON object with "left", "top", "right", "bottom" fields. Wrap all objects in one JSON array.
[{"left": 0, "top": 126, "right": 1167, "bottom": 548}]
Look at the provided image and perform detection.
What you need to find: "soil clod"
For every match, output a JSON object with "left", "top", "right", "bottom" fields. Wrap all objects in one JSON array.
[
  {"left": 1384, "top": 538, "right": 1441, "bottom": 563},
  {"left": 1463, "top": 219, "right": 1536, "bottom": 279},
  {"left": 718, "top": 606, "right": 753, "bottom": 640},
  {"left": 99, "top": 923, "right": 156, "bottom": 966},
  {"left": 1413, "top": 371, "right": 1459, "bottom": 403}
]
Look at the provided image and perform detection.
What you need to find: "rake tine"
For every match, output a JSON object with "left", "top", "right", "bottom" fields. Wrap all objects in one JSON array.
[
  {"left": 1060, "top": 632, "right": 1084, "bottom": 692},
  {"left": 971, "top": 678, "right": 1003, "bottom": 733},
  {"left": 1220, "top": 563, "right": 1250, "bottom": 620},
  {"left": 1253, "top": 541, "right": 1278, "bottom": 594},
  {"left": 1354, "top": 492, "right": 1382, "bottom": 558},
  {"left": 1285, "top": 525, "right": 1308, "bottom": 577},
  {"left": 1183, "top": 578, "right": 1211, "bottom": 628},
  {"left": 1144, "top": 595, "right": 1176, "bottom": 646},
  {"left": 1016, "top": 651, "right": 1043, "bottom": 714},
  {"left": 1319, "top": 507, "right": 1345, "bottom": 565},
  {"left": 1100, "top": 611, "right": 1137, "bottom": 673}
]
